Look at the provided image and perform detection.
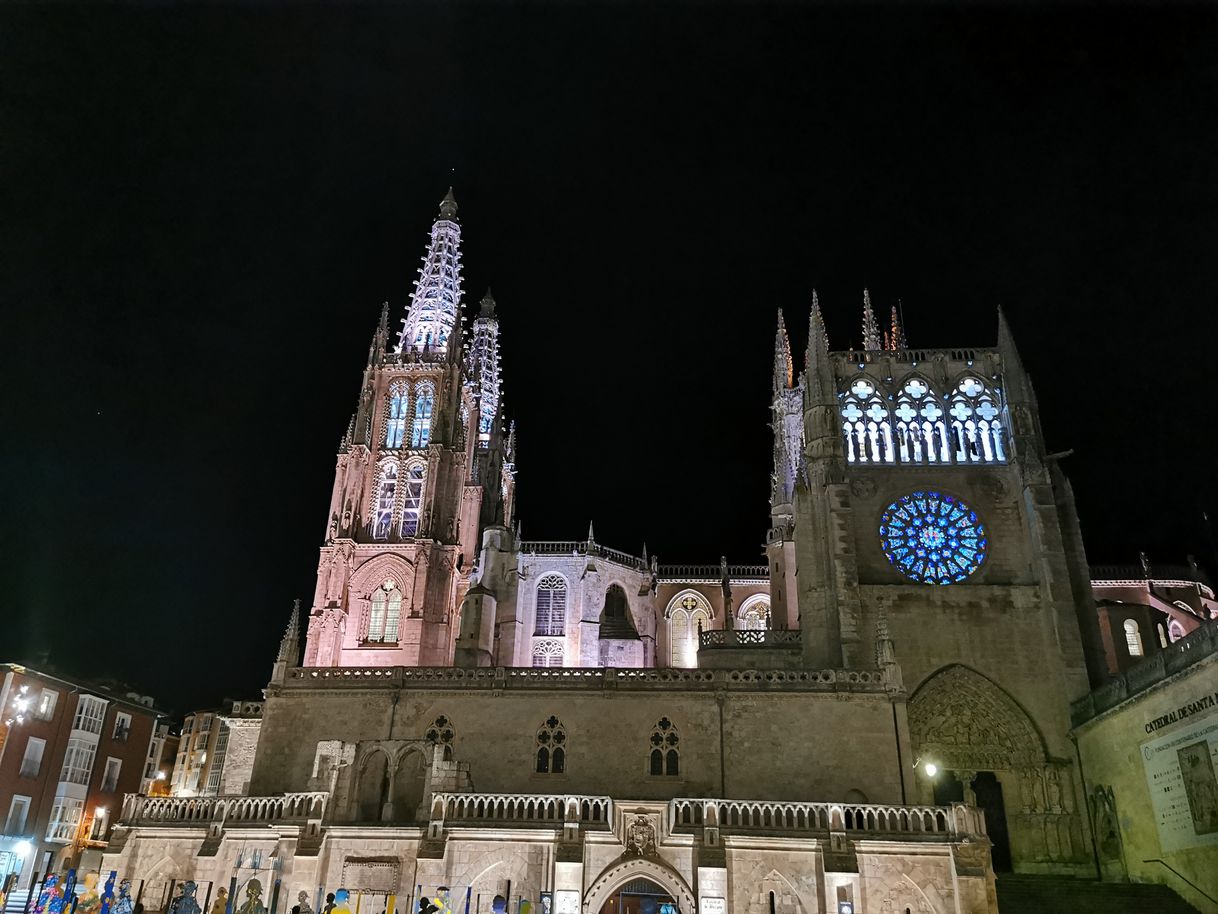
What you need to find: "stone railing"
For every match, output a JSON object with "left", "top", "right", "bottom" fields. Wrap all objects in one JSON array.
[
  {"left": 429, "top": 793, "right": 612, "bottom": 830},
  {"left": 669, "top": 798, "right": 986, "bottom": 840},
  {"left": 519, "top": 540, "right": 649, "bottom": 571},
  {"left": 657, "top": 564, "right": 769, "bottom": 582},
  {"left": 288, "top": 665, "right": 887, "bottom": 694},
  {"left": 1090, "top": 565, "right": 1213, "bottom": 595},
  {"left": 1071, "top": 621, "right": 1218, "bottom": 727},
  {"left": 835, "top": 348, "right": 994, "bottom": 366},
  {"left": 118, "top": 792, "right": 329, "bottom": 828},
  {"left": 700, "top": 629, "right": 801, "bottom": 649}
]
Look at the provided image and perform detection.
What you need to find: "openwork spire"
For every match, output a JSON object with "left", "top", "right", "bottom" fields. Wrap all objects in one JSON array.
[
  {"left": 277, "top": 599, "right": 302, "bottom": 666},
  {"left": 886, "top": 303, "right": 907, "bottom": 351},
  {"left": 861, "top": 288, "right": 882, "bottom": 352},
  {"left": 773, "top": 309, "right": 793, "bottom": 391},
  {"left": 397, "top": 188, "right": 464, "bottom": 354},
  {"left": 806, "top": 290, "right": 829, "bottom": 367},
  {"left": 466, "top": 288, "right": 502, "bottom": 447}
]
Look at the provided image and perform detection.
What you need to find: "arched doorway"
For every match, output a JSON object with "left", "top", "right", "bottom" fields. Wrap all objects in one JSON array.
[{"left": 597, "top": 879, "right": 677, "bottom": 914}]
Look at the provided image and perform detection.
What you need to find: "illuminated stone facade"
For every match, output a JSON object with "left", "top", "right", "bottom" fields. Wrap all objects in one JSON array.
[{"left": 101, "top": 191, "right": 1217, "bottom": 914}]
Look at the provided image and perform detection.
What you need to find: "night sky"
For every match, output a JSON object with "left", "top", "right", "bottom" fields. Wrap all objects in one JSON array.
[{"left": 3, "top": 3, "right": 1217, "bottom": 715}]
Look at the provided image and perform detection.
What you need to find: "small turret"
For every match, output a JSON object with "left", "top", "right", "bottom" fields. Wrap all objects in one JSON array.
[
  {"left": 861, "top": 288, "right": 882, "bottom": 352},
  {"left": 270, "top": 599, "right": 302, "bottom": 685},
  {"left": 887, "top": 303, "right": 907, "bottom": 351},
  {"left": 773, "top": 309, "right": 793, "bottom": 392}
]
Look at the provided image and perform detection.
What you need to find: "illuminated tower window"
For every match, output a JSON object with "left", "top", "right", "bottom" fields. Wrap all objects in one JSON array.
[
  {"left": 384, "top": 382, "right": 409, "bottom": 449},
  {"left": 400, "top": 463, "right": 425, "bottom": 537},
  {"left": 534, "top": 575, "right": 567, "bottom": 636},
  {"left": 667, "top": 594, "right": 710, "bottom": 668},
  {"left": 367, "top": 580, "right": 402, "bottom": 643},
  {"left": 411, "top": 383, "right": 435, "bottom": 448},
  {"left": 373, "top": 463, "right": 398, "bottom": 540}
]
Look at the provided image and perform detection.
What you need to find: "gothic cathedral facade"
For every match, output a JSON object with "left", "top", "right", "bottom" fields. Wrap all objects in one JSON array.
[{"left": 104, "top": 191, "right": 1119, "bottom": 914}]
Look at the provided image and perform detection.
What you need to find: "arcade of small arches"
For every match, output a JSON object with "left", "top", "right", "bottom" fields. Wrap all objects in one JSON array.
[
  {"left": 840, "top": 374, "right": 1007, "bottom": 466},
  {"left": 382, "top": 379, "right": 436, "bottom": 451}
]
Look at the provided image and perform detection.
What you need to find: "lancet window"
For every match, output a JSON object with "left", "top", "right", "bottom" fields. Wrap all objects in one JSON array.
[
  {"left": 372, "top": 463, "right": 398, "bottom": 539},
  {"left": 400, "top": 463, "right": 426, "bottom": 537},
  {"left": 411, "top": 382, "right": 435, "bottom": 448},
  {"left": 367, "top": 579, "right": 402, "bottom": 643},
  {"left": 844, "top": 375, "right": 1007, "bottom": 466},
  {"left": 532, "top": 639, "right": 564, "bottom": 667},
  {"left": 667, "top": 594, "right": 710, "bottom": 668},
  {"left": 648, "top": 717, "right": 679, "bottom": 776},
  {"left": 384, "top": 382, "right": 409, "bottom": 449},
  {"left": 1123, "top": 619, "right": 1143, "bottom": 657},
  {"left": 536, "top": 716, "right": 566, "bottom": 774},
  {"left": 534, "top": 575, "right": 568, "bottom": 636}
]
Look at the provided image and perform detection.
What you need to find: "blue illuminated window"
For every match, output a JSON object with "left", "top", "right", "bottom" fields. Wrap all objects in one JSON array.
[
  {"left": 411, "top": 383, "right": 435, "bottom": 448},
  {"left": 879, "top": 491, "right": 987, "bottom": 585}
]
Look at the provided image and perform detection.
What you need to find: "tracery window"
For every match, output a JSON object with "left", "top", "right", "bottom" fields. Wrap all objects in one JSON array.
[
  {"left": 425, "top": 715, "right": 455, "bottom": 760},
  {"left": 534, "top": 575, "right": 568, "bottom": 636},
  {"left": 532, "top": 639, "right": 564, "bottom": 667},
  {"left": 1123, "top": 619, "right": 1143, "bottom": 657},
  {"left": 400, "top": 463, "right": 425, "bottom": 537},
  {"left": 373, "top": 463, "right": 398, "bottom": 539},
  {"left": 846, "top": 375, "right": 1006, "bottom": 467},
  {"left": 648, "top": 717, "right": 679, "bottom": 776},
  {"left": 739, "top": 596, "right": 770, "bottom": 631},
  {"left": 1168, "top": 619, "right": 1186, "bottom": 643},
  {"left": 879, "top": 491, "right": 988, "bottom": 585},
  {"left": 667, "top": 594, "right": 710, "bottom": 668},
  {"left": 384, "top": 382, "right": 409, "bottom": 449},
  {"left": 535, "top": 716, "right": 566, "bottom": 774},
  {"left": 411, "top": 382, "right": 435, "bottom": 448},
  {"left": 367, "top": 579, "right": 402, "bottom": 643}
]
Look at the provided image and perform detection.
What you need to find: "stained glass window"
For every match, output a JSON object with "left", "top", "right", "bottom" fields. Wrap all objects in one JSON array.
[
  {"left": 384, "top": 381, "right": 408, "bottom": 449},
  {"left": 400, "top": 463, "right": 425, "bottom": 537},
  {"left": 879, "top": 491, "right": 988, "bottom": 585},
  {"left": 411, "top": 382, "right": 435, "bottom": 448}
]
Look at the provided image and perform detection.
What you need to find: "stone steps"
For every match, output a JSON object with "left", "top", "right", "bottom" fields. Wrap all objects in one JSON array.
[{"left": 996, "top": 874, "right": 1200, "bottom": 914}]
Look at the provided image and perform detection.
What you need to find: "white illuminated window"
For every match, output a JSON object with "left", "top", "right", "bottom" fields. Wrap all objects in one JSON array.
[
  {"left": 411, "top": 382, "right": 435, "bottom": 448},
  {"left": 36, "top": 689, "right": 58, "bottom": 721},
  {"left": 949, "top": 377, "right": 1007, "bottom": 464},
  {"left": 1123, "top": 619, "right": 1143, "bottom": 657},
  {"left": 532, "top": 639, "right": 564, "bottom": 667},
  {"left": 534, "top": 575, "right": 567, "bottom": 636},
  {"left": 373, "top": 462, "right": 398, "bottom": 539},
  {"left": 46, "top": 798, "right": 83, "bottom": 843},
  {"left": 60, "top": 738, "right": 98, "bottom": 786},
  {"left": 20, "top": 738, "right": 46, "bottom": 778},
  {"left": 1168, "top": 619, "right": 1186, "bottom": 643},
  {"left": 367, "top": 580, "right": 402, "bottom": 643},
  {"left": 384, "top": 381, "right": 409, "bottom": 449},
  {"left": 667, "top": 594, "right": 710, "bottom": 668},
  {"left": 400, "top": 463, "right": 425, "bottom": 537},
  {"left": 739, "top": 597, "right": 771, "bottom": 631},
  {"left": 72, "top": 695, "right": 106, "bottom": 734},
  {"left": 113, "top": 712, "right": 132, "bottom": 742}
]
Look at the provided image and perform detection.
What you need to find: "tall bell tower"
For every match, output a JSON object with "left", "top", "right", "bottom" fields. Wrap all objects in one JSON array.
[{"left": 303, "top": 190, "right": 515, "bottom": 669}]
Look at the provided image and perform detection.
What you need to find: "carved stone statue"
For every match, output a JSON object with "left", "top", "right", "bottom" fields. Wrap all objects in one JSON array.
[{"left": 627, "top": 815, "right": 657, "bottom": 856}]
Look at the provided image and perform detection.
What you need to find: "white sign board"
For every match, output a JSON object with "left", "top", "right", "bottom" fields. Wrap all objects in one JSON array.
[
  {"left": 555, "top": 891, "right": 581, "bottom": 914},
  {"left": 1141, "top": 704, "right": 1218, "bottom": 852},
  {"left": 699, "top": 898, "right": 725, "bottom": 914}
]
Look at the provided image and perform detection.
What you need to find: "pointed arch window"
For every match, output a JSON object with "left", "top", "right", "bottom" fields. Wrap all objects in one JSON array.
[
  {"left": 949, "top": 376, "right": 1006, "bottom": 464},
  {"left": 1167, "top": 618, "right": 1186, "bottom": 643},
  {"left": 1123, "top": 619, "right": 1143, "bottom": 657},
  {"left": 411, "top": 383, "right": 435, "bottom": 448},
  {"left": 536, "top": 716, "right": 566, "bottom": 774},
  {"left": 367, "top": 579, "right": 402, "bottom": 643},
  {"left": 667, "top": 594, "right": 710, "bottom": 668},
  {"left": 384, "top": 382, "right": 409, "bottom": 449},
  {"left": 648, "top": 717, "right": 679, "bottom": 776},
  {"left": 534, "top": 575, "right": 567, "bottom": 636},
  {"left": 739, "top": 597, "right": 771, "bottom": 631},
  {"left": 400, "top": 463, "right": 426, "bottom": 537},
  {"left": 532, "top": 639, "right": 564, "bottom": 667},
  {"left": 373, "top": 463, "right": 398, "bottom": 539}
]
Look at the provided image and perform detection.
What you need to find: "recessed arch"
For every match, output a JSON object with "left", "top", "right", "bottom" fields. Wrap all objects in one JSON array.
[
  {"left": 665, "top": 589, "right": 711, "bottom": 668},
  {"left": 738, "top": 593, "right": 771, "bottom": 630},
  {"left": 583, "top": 857, "right": 695, "bottom": 914}
]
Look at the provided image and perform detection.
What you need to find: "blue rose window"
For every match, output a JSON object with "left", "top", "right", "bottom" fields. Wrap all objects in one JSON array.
[{"left": 879, "top": 491, "right": 987, "bottom": 584}]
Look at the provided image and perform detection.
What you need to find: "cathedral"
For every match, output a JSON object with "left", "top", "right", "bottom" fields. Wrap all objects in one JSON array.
[{"left": 102, "top": 189, "right": 1136, "bottom": 914}]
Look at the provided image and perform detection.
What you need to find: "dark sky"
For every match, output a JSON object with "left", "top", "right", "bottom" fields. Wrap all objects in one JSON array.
[{"left": 3, "top": 2, "right": 1217, "bottom": 715}]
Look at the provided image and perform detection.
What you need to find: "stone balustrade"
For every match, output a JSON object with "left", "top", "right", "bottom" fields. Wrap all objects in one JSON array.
[
  {"left": 118, "top": 792, "right": 329, "bottom": 827},
  {"left": 699, "top": 629, "right": 802, "bottom": 649},
  {"left": 656, "top": 564, "right": 769, "bottom": 582},
  {"left": 287, "top": 665, "right": 888, "bottom": 694},
  {"left": 835, "top": 348, "right": 993, "bottom": 365},
  {"left": 669, "top": 798, "right": 986, "bottom": 840},
  {"left": 429, "top": 793, "right": 612, "bottom": 829}
]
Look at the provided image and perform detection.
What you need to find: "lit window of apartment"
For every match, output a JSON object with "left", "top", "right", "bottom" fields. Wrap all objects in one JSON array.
[
  {"left": 113, "top": 712, "right": 132, "bottom": 742},
  {"left": 72, "top": 695, "right": 107, "bottom": 734},
  {"left": 46, "top": 798, "right": 83, "bottom": 842},
  {"left": 20, "top": 737, "right": 46, "bottom": 778},
  {"left": 36, "top": 689, "right": 59, "bottom": 721},
  {"left": 59, "top": 738, "right": 98, "bottom": 786}
]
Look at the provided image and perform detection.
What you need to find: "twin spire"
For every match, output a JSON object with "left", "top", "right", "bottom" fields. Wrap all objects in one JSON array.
[
  {"left": 860, "top": 288, "right": 907, "bottom": 353},
  {"left": 776, "top": 288, "right": 909, "bottom": 380},
  {"left": 397, "top": 188, "right": 464, "bottom": 354}
]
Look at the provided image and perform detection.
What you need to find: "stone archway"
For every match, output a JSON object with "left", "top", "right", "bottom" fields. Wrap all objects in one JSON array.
[{"left": 583, "top": 858, "right": 695, "bottom": 914}]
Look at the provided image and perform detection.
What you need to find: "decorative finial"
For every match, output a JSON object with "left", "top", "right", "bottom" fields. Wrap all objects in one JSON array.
[
  {"left": 438, "top": 186, "right": 458, "bottom": 220},
  {"left": 276, "top": 600, "right": 302, "bottom": 665},
  {"left": 774, "top": 308, "right": 793, "bottom": 390},
  {"left": 861, "top": 288, "right": 882, "bottom": 352},
  {"left": 888, "top": 303, "right": 907, "bottom": 351},
  {"left": 806, "top": 290, "right": 830, "bottom": 367},
  {"left": 480, "top": 288, "right": 496, "bottom": 316},
  {"left": 587, "top": 520, "right": 595, "bottom": 543}
]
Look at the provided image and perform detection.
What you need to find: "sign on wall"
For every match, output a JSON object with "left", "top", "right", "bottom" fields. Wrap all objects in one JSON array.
[
  {"left": 1141, "top": 694, "right": 1218, "bottom": 853},
  {"left": 554, "top": 891, "right": 580, "bottom": 914},
  {"left": 698, "top": 898, "right": 725, "bottom": 914}
]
